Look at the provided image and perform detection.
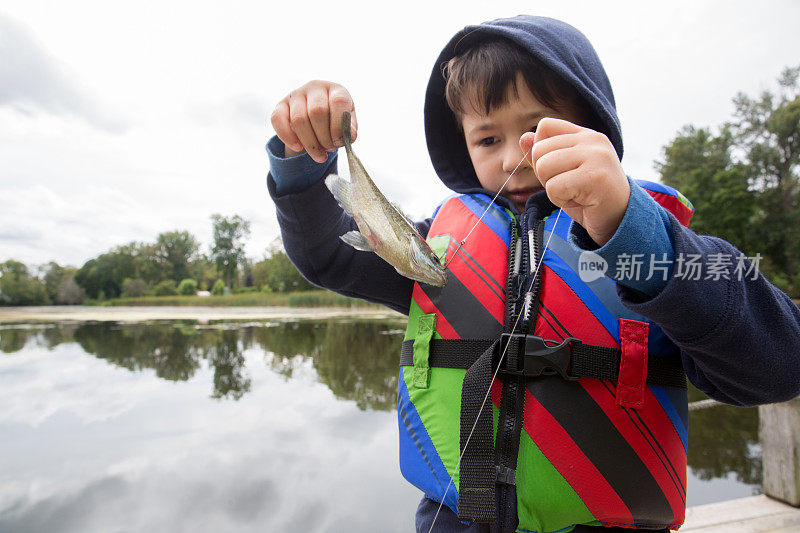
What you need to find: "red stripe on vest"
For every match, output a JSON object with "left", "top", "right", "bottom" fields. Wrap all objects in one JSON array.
[
  {"left": 411, "top": 284, "right": 459, "bottom": 339},
  {"left": 430, "top": 199, "right": 508, "bottom": 288},
  {"left": 429, "top": 199, "right": 509, "bottom": 326},
  {"left": 581, "top": 380, "right": 687, "bottom": 526},
  {"left": 520, "top": 387, "right": 634, "bottom": 525},
  {"left": 646, "top": 191, "right": 693, "bottom": 228},
  {"left": 445, "top": 241, "right": 505, "bottom": 326},
  {"left": 534, "top": 265, "right": 619, "bottom": 349}
]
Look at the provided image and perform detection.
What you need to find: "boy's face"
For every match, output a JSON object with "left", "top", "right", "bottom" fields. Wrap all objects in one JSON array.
[{"left": 460, "top": 73, "right": 586, "bottom": 212}]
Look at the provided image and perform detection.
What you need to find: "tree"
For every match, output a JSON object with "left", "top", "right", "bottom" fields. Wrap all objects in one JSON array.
[
  {"left": 74, "top": 246, "right": 140, "bottom": 300},
  {"left": 188, "top": 253, "right": 219, "bottom": 291},
  {"left": 252, "top": 250, "right": 314, "bottom": 292},
  {"left": 153, "top": 231, "right": 199, "bottom": 283},
  {"left": 40, "top": 262, "right": 84, "bottom": 304},
  {"left": 0, "top": 260, "right": 49, "bottom": 306},
  {"left": 658, "top": 65, "right": 800, "bottom": 295},
  {"left": 210, "top": 214, "right": 250, "bottom": 290},
  {"left": 656, "top": 126, "right": 756, "bottom": 252},
  {"left": 57, "top": 277, "right": 86, "bottom": 304},
  {"left": 177, "top": 278, "right": 198, "bottom": 295},
  {"left": 731, "top": 66, "right": 800, "bottom": 289},
  {"left": 121, "top": 278, "right": 148, "bottom": 298},
  {"left": 41, "top": 262, "right": 67, "bottom": 303},
  {"left": 211, "top": 278, "right": 226, "bottom": 295},
  {"left": 153, "top": 280, "right": 177, "bottom": 296}
]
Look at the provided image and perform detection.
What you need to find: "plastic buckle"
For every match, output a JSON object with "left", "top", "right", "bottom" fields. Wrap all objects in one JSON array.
[{"left": 498, "top": 333, "right": 581, "bottom": 381}]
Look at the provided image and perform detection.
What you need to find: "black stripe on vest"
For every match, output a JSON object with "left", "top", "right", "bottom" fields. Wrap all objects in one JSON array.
[
  {"left": 419, "top": 274, "right": 502, "bottom": 339},
  {"left": 526, "top": 377, "right": 675, "bottom": 526}
]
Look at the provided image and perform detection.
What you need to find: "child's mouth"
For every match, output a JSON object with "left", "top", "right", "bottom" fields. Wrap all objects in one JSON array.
[{"left": 507, "top": 187, "right": 541, "bottom": 206}]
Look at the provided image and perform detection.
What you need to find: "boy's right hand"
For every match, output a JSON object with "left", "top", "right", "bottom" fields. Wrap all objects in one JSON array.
[{"left": 270, "top": 80, "right": 357, "bottom": 164}]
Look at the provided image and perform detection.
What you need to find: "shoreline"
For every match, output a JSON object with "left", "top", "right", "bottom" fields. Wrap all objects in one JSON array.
[{"left": 0, "top": 305, "right": 405, "bottom": 323}]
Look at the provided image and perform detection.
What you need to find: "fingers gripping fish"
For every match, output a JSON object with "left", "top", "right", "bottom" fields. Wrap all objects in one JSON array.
[{"left": 324, "top": 112, "right": 447, "bottom": 287}]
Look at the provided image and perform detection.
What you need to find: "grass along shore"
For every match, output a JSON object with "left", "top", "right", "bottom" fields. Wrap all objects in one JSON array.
[{"left": 98, "top": 290, "right": 380, "bottom": 308}]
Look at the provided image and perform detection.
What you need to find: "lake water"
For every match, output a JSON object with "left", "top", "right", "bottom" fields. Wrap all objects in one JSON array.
[{"left": 0, "top": 319, "right": 761, "bottom": 532}]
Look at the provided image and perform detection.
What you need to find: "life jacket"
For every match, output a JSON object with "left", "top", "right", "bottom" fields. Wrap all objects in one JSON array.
[{"left": 398, "top": 180, "right": 694, "bottom": 533}]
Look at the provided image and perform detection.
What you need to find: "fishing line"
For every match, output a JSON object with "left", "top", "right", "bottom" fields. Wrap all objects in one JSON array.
[
  {"left": 444, "top": 153, "right": 529, "bottom": 268},
  {"left": 427, "top": 207, "right": 565, "bottom": 533}
]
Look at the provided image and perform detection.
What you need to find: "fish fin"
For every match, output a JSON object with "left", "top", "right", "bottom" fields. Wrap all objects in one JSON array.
[
  {"left": 341, "top": 231, "right": 374, "bottom": 252},
  {"left": 324, "top": 174, "right": 356, "bottom": 215},
  {"left": 387, "top": 203, "right": 414, "bottom": 240},
  {"left": 391, "top": 202, "right": 414, "bottom": 226},
  {"left": 360, "top": 219, "right": 384, "bottom": 248},
  {"left": 409, "top": 238, "right": 431, "bottom": 269}
]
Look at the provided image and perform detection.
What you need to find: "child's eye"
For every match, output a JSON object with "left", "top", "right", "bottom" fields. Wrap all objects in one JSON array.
[
  {"left": 479, "top": 136, "right": 498, "bottom": 147},
  {"left": 529, "top": 125, "right": 538, "bottom": 133}
]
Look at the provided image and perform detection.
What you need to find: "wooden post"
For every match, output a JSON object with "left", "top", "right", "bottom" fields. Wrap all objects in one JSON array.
[{"left": 759, "top": 397, "right": 800, "bottom": 506}]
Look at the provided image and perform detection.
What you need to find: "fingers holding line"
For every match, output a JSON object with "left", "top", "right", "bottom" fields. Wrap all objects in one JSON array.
[
  {"left": 519, "top": 118, "right": 582, "bottom": 170},
  {"left": 542, "top": 167, "right": 597, "bottom": 210}
]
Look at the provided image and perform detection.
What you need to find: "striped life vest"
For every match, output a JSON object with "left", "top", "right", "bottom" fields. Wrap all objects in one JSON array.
[{"left": 398, "top": 180, "right": 694, "bottom": 532}]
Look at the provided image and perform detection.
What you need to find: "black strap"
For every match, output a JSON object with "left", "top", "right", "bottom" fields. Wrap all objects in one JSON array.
[
  {"left": 400, "top": 338, "right": 686, "bottom": 389},
  {"left": 457, "top": 339, "right": 498, "bottom": 523}
]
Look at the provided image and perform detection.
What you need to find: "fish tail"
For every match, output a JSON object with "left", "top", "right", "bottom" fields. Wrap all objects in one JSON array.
[
  {"left": 324, "top": 173, "right": 357, "bottom": 216},
  {"left": 343, "top": 111, "right": 353, "bottom": 151}
]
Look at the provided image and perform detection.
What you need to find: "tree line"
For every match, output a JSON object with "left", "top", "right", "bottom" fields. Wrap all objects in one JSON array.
[
  {"left": 658, "top": 66, "right": 800, "bottom": 295},
  {"left": 0, "top": 214, "right": 313, "bottom": 306},
  {"left": 2, "top": 66, "right": 799, "bottom": 305}
]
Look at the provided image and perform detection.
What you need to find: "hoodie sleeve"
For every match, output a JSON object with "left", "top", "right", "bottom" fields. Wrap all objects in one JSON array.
[
  {"left": 267, "top": 138, "right": 428, "bottom": 315},
  {"left": 618, "top": 216, "right": 800, "bottom": 407}
]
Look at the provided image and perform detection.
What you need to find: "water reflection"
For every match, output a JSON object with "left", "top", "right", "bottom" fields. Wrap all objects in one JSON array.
[
  {"left": 0, "top": 321, "right": 762, "bottom": 487},
  {"left": 0, "top": 319, "right": 417, "bottom": 533},
  {"left": 0, "top": 320, "right": 402, "bottom": 409},
  {"left": 688, "top": 397, "right": 761, "bottom": 487},
  {"left": 254, "top": 322, "right": 401, "bottom": 410},
  {"left": 0, "top": 326, "right": 30, "bottom": 353}
]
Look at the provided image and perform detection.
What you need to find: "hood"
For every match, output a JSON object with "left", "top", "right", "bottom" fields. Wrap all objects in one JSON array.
[{"left": 424, "top": 15, "right": 622, "bottom": 194}]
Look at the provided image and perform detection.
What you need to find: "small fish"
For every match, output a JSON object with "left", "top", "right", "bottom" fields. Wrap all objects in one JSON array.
[{"left": 324, "top": 112, "right": 447, "bottom": 287}]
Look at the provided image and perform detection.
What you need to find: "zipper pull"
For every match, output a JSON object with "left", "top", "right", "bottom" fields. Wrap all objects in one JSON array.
[{"left": 511, "top": 274, "right": 529, "bottom": 303}]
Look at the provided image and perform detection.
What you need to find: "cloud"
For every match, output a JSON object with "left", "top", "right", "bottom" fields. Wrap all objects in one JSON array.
[
  {"left": 0, "top": 13, "right": 128, "bottom": 133},
  {"left": 186, "top": 94, "right": 268, "bottom": 129},
  {"left": 0, "top": 341, "right": 419, "bottom": 532},
  {"left": 0, "top": 184, "right": 155, "bottom": 267}
]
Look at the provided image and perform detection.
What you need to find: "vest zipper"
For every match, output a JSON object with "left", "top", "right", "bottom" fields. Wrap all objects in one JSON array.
[
  {"left": 496, "top": 212, "right": 534, "bottom": 531},
  {"left": 496, "top": 212, "right": 547, "bottom": 531},
  {"left": 504, "top": 217, "right": 520, "bottom": 331},
  {"left": 524, "top": 219, "right": 545, "bottom": 333}
]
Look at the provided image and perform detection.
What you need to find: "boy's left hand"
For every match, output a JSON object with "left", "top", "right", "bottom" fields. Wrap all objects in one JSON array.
[{"left": 520, "top": 118, "right": 630, "bottom": 247}]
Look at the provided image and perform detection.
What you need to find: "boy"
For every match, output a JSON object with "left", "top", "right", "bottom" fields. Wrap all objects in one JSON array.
[{"left": 267, "top": 15, "right": 800, "bottom": 533}]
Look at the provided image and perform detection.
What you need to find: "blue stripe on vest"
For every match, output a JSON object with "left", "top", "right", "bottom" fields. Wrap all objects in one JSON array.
[
  {"left": 431, "top": 193, "right": 459, "bottom": 219},
  {"left": 397, "top": 371, "right": 459, "bottom": 514},
  {"left": 650, "top": 386, "right": 689, "bottom": 452},
  {"left": 543, "top": 213, "right": 677, "bottom": 356},
  {"left": 458, "top": 194, "right": 513, "bottom": 247},
  {"left": 634, "top": 179, "right": 683, "bottom": 199}
]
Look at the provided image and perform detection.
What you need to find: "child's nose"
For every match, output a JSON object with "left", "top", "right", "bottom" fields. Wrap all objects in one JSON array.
[{"left": 502, "top": 143, "right": 526, "bottom": 173}]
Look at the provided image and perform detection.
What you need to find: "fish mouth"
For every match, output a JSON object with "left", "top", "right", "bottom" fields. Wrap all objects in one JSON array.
[{"left": 419, "top": 270, "right": 447, "bottom": 287}]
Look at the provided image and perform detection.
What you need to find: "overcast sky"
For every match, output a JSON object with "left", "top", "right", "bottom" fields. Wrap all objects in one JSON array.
[{"left": 2, "top": 0, "right": 799, "bottom": 269}]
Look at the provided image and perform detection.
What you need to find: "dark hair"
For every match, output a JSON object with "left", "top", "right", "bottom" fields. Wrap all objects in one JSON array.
[{"left": 443, "top": 38, "right": 597, "bottom": 128}]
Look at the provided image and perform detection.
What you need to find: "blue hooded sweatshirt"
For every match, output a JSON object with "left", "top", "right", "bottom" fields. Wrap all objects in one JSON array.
[{"left": 267, "top": 14, "right": 800, "bottom": 533}]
